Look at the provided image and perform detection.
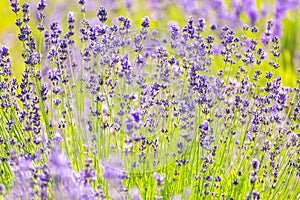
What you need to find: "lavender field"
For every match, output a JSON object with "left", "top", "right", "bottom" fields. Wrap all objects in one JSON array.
[{"left": 0, "top": 0, "right": 299, "bottom": 199}]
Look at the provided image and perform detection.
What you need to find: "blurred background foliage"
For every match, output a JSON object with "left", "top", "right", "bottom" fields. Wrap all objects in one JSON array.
[{"left": 0, "top": 0, "right": 299, "bottom": 86}]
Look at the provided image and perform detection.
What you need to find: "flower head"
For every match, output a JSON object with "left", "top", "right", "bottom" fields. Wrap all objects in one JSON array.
[
  {"left": 97, "top": 6, "right": 108, "bottom": 22},
  {"left": 153, "top": 172, "right": 166, "bottom": 185},
  {"left": 141, "top": 16, "right": 150, "bottom": 28}
]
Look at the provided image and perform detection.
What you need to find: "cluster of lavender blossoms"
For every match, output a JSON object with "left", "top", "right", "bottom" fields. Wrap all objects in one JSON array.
[
  {"left": 47, "top": 0, "right": 299, "bottom": 37},
  {"left": 0, "top": 0, "right": 299, "bottom": 199}
]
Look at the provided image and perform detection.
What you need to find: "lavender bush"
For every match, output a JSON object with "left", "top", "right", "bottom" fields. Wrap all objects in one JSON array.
[{"left": 0, "top": 0, "right": 299, "bottom": 199}]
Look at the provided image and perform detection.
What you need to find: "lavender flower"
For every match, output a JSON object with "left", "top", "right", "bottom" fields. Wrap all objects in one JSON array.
[
  {"left": 141, "top": 16, "right": 150, "bottom": 28},
  {"left": 97, "top": 6, "right": 108, "bottom": 22},
  {"left": 153, "top": 172, "right": 166, "bottom": 185},
  {"left": 0, "top": 184, "right": 5, "bottom": 195},
  {"left": 251, "top": 158, "right": 260, "bottom": 170},
  {"left": 102, "top": 156, "right": 127, "bottom": 181},
  {"left": 37, "top": 0, "right": 47, "bottom": 11},
  {"left": 131, "top": 187, "right": 142, "bottom": 200},
  {"left": 6, "top": 156, "right": 35, "bottom": 199},
  {"left": 78, "top": 0, "right": 85, "bottom": 5},
  {"left": 10, "top": 0, "right": 20, "bottom": 13}
]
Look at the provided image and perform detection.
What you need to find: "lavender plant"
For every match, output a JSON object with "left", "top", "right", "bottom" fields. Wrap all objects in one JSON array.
[{"left": 0, "top": 0, "right": 299, "bottom": 199}]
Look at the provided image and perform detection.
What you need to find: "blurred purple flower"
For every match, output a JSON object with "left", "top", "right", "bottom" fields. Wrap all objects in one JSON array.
[
  {"left": 153, "top": 172, "right": 166, "bottom": 185},
  {"left": 101, "top": 156, "right": 127, "bottom": 181}
]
